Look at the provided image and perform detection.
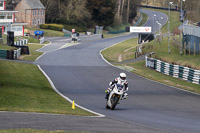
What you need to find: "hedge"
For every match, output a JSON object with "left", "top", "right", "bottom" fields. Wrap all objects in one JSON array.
[{"left": 40, "top": 24, "right": 64, "bottom": 31}]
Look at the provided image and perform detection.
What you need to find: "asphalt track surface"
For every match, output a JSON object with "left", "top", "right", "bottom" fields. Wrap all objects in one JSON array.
[{"left": 1, "top": 9, "right": 200, "bottom": 133}]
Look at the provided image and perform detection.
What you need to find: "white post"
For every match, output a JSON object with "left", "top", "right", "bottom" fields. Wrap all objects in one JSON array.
[{"left": 168, "top": 2, "right": 173, "bottom": 54}]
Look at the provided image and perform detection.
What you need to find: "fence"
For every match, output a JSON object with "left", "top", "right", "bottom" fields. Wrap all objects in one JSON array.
[
  {"left": 0, "top": 48, "right": 21, "bottom": 60},
  {"left": 183, "top": 24, "right": 200, "bottom": 55},
  {"left": 0, "top": 49, "right": 7, "bottom": 59},
  {"left": 14, "top": 39, "right": 28, "bottom": 46},
  {"left": 13, "top": 48, "right": 21, "bottom": 59},
  {"left": 145, "top": 56, "right": 200, "bottom": 85},
  {"left": 138, "top": 5, "right": 181, "bottom": 12}
]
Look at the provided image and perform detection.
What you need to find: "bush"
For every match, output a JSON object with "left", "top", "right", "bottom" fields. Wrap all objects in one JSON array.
[
  {"left": 105, "top": 23, "right": 130, "bottom": 32},
  {"left": 40, "top": 24, "right": 64, "bottom": 31},
  {"left": 64, "top": 24, "right": 87, "bottom": 32}
]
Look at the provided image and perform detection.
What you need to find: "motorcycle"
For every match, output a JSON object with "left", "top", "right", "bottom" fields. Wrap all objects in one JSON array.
[{"left": 105, "top": 84, "right": 127, "bottom": 110}]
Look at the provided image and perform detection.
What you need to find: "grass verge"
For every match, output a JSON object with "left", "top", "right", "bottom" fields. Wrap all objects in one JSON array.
[
  {"left": 0, "top": 129, "right": 90, "bottom": 133},
  {"left": 0, "top": 60, "right": 93, "bottom": 116},
  {"left": 26, "top": 28, "right": 64, "bottom": 37},
  {"left": 101, "top": 20, "right": 200, "bottom": 94},
  {"left": 138, "top": 12, "right": 148, "bottom": 26},
  {"left": 101, "top": 38, "right": 138, "bottom": 62},
  {"left": 0, "top": 44, "right": 16, "bottom": 50},
  {"left": 142, "top": 37, "right": 200, "bottom": 70},
  {"left": 102, "top": 39, "right": 200, "bottom": 94},
  {"left": 22, "top": 44, "right": 44, "bottom": 61},
  {"left": 0, "top": 41, "right": 94, "bottom": 116}
]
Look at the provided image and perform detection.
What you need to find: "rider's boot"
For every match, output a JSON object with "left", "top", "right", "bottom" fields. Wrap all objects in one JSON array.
[
  {"left": 105, "top": 88, "right": 111, "bottom": 100},
  {"left": 122, "top": 92, "right": 128, "bottom": 100}
]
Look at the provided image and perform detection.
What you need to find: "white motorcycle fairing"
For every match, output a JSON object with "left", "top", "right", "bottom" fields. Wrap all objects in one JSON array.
[{"left": 106, "top": 84, "right": 124, "bottom": 110}]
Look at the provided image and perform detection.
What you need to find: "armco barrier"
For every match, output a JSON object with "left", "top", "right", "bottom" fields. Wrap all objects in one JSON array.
[
  {"left": 145, "top": 56, "right": 200, "bottom": 85},
  {"left": 138, "top": 5, "right": 180, "bottom": 12}
]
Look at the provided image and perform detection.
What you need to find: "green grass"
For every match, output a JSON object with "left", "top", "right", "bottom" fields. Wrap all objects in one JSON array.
[
  {"left": 138, "top": 12, "right": 148, "bottom": 26},
  {"left": 24, "top": 37, "right": 40, "bottom": 43},
  {"left": 120, "top": 61, "right": 200, "bottom": 94},
  {"left": 22, "top": 44, "right": 44, "bottom": 61},
  {"left": 101, "top": 37, "right": 200, "bottom": 93},
  {"left": 101, "top": 10, "right": 200, "bottom": 94},
  {"left": 0, "top": 34, "right": 7, "bottom": 44},
  {"left": 105, "top": 23, "right": 130, "bottom": 32},
  {"left": 64, "top": 24, "right": 87, "bottom": 32},
  {"left": 101, "top": 38, "right": 138, "bottom": 62},
  {"left": 26, "top": 28, "right": 64, "bottom": 37},
  {"left": 0, "top": 44, "right": 16, "bottom": 50},
  {"left": 142, "top": 37, "right": 200, "bottom": 70},
  {"left": 0, "top": 129, "right": 90, "bottom": 133},
  {"left": 0, "top": 60, "right": 93, "bottom": 116}
]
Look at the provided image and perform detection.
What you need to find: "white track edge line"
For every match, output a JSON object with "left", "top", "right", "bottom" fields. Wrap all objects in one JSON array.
[{"left": 37, "top": 65, "right": 105, "bottom": 117}]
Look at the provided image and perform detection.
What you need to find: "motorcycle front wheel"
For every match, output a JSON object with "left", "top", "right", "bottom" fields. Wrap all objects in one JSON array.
[{"left": 111, "top": 94, "right": 119, "bottom": 110}]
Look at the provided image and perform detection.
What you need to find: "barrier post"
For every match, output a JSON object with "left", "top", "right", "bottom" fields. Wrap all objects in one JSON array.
[
  {"left": 194, "top": 41, "right": 196, "bottom": 56},
  {"left": 184, "top": 42, "right": 186, "bottom": 55},
  {"left": 189, "top": 42, "right": 190, "bottom": 55}
]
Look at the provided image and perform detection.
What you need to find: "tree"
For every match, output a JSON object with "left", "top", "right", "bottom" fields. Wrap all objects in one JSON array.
[
  {"left": 40, "top": 0, "right": 59, "bottom": 23},
  {"left": 87, "top": 0, "right": 116, "bottom": 27},
  {"left": 65, "top": 0, "right": 91, "bottom": 26}
]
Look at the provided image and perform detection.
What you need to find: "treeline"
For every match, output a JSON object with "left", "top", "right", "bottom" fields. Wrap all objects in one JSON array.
[
  {"left": 142, "top": 0, "right": 200, "bottom": 23},
  {"left": 40, "top": 0, "right": 142, "bottom": 28}
]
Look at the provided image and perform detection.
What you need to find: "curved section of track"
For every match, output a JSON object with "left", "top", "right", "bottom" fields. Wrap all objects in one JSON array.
[{"left": 34, "top": 9, "right": 200, "bottom": 133}]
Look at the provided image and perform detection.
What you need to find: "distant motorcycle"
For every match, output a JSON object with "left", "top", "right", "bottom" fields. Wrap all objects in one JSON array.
[{"left": 105, "top": 84, "right": 127, "bottom": 110}]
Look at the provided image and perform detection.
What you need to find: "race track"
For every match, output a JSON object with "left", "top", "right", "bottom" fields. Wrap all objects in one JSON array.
[{"left": 1, "top": 9, "right": 200, "bottom": 133}]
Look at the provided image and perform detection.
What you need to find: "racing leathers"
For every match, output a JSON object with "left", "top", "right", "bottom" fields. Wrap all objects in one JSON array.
[{"left": 105, "top": 77, "right": 129, "bottom": 100}]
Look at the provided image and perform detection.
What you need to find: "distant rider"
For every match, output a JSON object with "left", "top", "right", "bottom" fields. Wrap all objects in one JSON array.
[{"left": 105, "top": 72, "right": 129, "bottom": 100}]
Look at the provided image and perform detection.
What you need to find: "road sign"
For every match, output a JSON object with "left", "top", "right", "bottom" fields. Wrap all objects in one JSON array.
[{"left": 130, "top": 26, "right": 152, "bottom": 33}]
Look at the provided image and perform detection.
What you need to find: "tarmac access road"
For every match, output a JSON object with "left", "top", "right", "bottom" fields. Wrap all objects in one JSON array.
[{"left": 1, "top": 9, "right": 200, "bottom": 133}]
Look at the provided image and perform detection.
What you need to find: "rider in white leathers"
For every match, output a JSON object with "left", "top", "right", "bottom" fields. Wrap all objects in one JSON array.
[{"left": 105, "top": 73, "right": 129, "bottom": 100}]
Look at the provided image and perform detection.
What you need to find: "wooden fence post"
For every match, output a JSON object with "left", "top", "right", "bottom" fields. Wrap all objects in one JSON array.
[
  {"left": 184, "top": 42, "right": 186, "bottom": 55},
  {"left": 189, "top": 42, "right": 191, "bottom": 55},
  {"left": 199, "top": 43, "right": 200, "bottom": 55}
]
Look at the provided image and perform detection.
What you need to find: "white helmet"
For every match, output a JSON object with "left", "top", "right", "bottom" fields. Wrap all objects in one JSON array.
[{"left": 120, "top": 73, "right": 126, "bottom": 80}]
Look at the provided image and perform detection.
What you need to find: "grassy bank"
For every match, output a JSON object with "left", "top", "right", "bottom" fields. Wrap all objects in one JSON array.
[
  {"left": 0, "top": 60, "right": 93, "bottom": 116},
  {"left": 0, "top": 129, "right": 89, "bottom": 133},
  {"left": 102, "top": 37, "right": 200, "bottom": 94},
  {"left": 101, "top": 9, "right": 200, "bottom": 94},
  {"left": 101, "top": 38, "right": 138, "bottom": 62},
  {"left": 22, "top": 44, "right": 44, "bottom": 61},
  {"left": 26, "top": 28, "right": 64, "bottom": 37},
  {"left": 142, "top": 37, "right": 200, "bottom": 70},
  {"left": 138, "top": 12, "right": 148, "bottom": 26},
  {"left": 0, "top": 44, "right": 16, "bottom": 50},
  {"left": 0, "top": 40, "right": 94, "bottom": 116}
]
